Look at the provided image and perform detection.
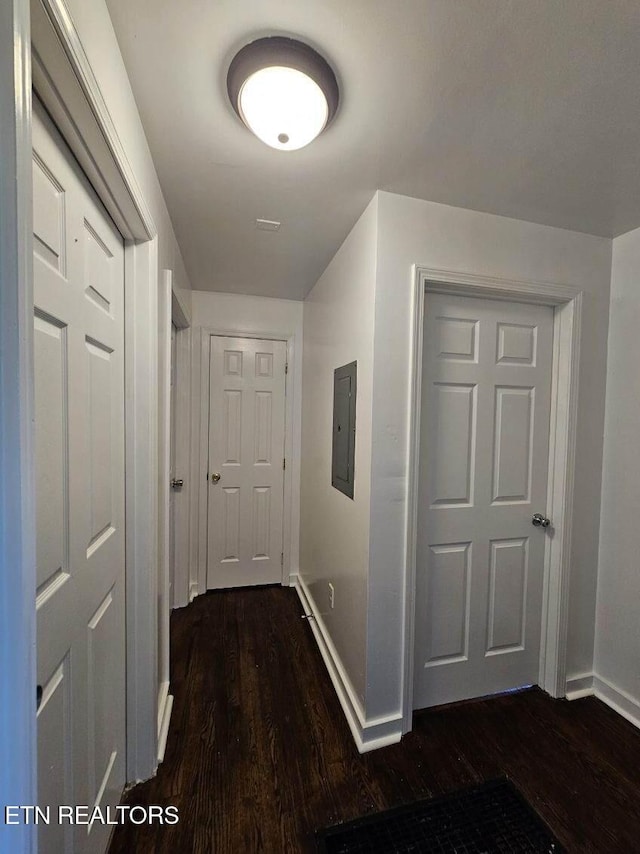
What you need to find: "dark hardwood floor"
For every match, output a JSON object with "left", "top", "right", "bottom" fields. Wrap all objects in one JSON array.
[{"left": 109, "top": 586, "right": 640, "bottom": 853}]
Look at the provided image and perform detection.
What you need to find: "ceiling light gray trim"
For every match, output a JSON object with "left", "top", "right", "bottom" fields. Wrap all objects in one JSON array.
[{"left": 31, "top": 0, "right": 156, "bottom": 240}]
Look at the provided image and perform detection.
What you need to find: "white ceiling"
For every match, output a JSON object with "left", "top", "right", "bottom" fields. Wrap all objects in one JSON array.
[{"left": 106, "top": 0, "right": 640, "bottom": 299}]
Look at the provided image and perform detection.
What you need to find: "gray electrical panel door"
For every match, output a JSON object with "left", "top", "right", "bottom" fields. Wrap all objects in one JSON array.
[{"left": 332, "top": 361, "right": 357, "bottom": 498}]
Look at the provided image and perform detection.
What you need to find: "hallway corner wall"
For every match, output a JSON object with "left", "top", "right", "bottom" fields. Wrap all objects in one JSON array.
[
  {"left": 595, "top": 225, "right": 640, "bottom": 727},
  {"left": 300, "top": 194, "right": 379, "bottom": 720}
]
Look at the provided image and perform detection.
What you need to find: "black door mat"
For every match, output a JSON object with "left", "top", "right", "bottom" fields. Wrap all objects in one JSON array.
[{"left": 317, "top": 778, "right": 564, "bottom": 853}]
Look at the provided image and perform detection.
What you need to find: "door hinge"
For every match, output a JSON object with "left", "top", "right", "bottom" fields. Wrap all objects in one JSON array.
[
  {"left": 283, "top": 457, "right": 286, "bottom": 471},
  {"left": 206, "top": 471, "right": 208, "bottom": 481},
  {"left": 285, "top": 363, "right": 288, "bottom": 375},
  {"left": 281, "top": 552, "right": 284, "bottom": 567}
]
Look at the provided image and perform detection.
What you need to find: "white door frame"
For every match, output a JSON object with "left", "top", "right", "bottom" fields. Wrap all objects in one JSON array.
[
  {"left": 403, "top": 265, "right": 583, "bottom": 733},
  {"left": 170, "top": 289, "right": 192, "bottom": 609},
  {"left": 3, "top": 0, "right": 161, "bottom": 836},
  {"left": 157, "top": 269, "right": 174, "bottom": 763},
  {"left": 195, "top": 326, "right": 296, "bottom": 595}
]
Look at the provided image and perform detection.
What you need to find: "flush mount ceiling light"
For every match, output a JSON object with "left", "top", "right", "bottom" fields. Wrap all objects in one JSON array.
[{"left": 227, "top": 36, "right": 339, "bottom": 151}]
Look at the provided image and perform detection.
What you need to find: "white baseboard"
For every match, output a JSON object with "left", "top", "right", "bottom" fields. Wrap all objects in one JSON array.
[
  {"left": 157, "top": 682, "right": 174, "bottom": 764},
  {"left": 568, "top": 671, "right": 640, "bottom": 732},
  {"left": 565, "top": 672, "right": 594, "bottom": 700},
  {"left": 294, "top": 575, "right": 402, "bottom": 753},
  {"left": 593, "top": 674, "right": 640, "bottom": 730}
]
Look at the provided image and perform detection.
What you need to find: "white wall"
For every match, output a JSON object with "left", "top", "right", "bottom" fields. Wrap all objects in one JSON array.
[
  {"left": 595, "top": 226, "right": 640, "bottom": 720},
  {"left": 189, "top": 291, "right": 304, "bottom": 597},
  {"left": 300, "top": 196, "right": 378, "bottom": 709},
  {"left": 367, "top": 191, "right": 612, "bottom": 719}
]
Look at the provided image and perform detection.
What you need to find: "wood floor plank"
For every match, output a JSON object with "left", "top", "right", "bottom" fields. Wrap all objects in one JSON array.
[{"left": 109, "top": 586, "right": 640, "bottom": 853}]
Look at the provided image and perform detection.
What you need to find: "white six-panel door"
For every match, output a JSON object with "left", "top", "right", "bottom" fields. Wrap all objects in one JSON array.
[
  {"left": 413, "top": 293, "right": 554, "bottom": 710},
  {"left": 207, "top": 336, "right": 286, "bottom": 588},
  {"left": 33, "top": 100, "right": 126, "bottom": 854}
]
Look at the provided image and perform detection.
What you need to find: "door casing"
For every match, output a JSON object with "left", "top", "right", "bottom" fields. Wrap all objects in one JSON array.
[
  {"left": 403, "top": 265, "right": 583, "bottom": 733},
  {"left": 170, "top": 291, "right": 192, "bottom": 609},
  {"left": 157, "top": 269, "right": 174, "bottom": 764}
]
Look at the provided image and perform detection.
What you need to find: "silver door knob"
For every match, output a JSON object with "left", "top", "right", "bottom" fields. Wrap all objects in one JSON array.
[
  {"left": 210, "top": 472, "right": 221, "bottom": 484},
  {"left": 532, "top": 512, "right": 551, "bottom": 528},
  {"left": 170, "top": 478, "right": 184, "bottom": 489}
]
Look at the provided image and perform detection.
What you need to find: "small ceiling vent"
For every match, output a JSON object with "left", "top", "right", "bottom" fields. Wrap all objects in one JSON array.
[{"left": 256, "top": 218, "right": 281, "bottom": 232}]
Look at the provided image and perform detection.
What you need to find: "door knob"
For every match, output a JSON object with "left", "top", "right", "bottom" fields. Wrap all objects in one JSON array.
[
  {"left": 532, "top": 512, "right": 551, "bottom": 528},
  {"left": 170, "top": 478, "right": 184, "bottom": 489},
  {"left": 210, "top": 472, "right": 221, "bottom": 484}
]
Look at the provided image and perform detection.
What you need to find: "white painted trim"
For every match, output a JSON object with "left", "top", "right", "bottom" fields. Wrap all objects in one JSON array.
[
  {"left": 411, "top": 266, "right": 582, "bottom": 305},
  {"left": 156, "top": 682, "right": 174, "bottom": 764},
  {"left": 539, "top": 294, "right": 582, "bottom": 698},
  {"left": 31, "top": 0, "right": 163, "bottom": 785},
  {"left": 295, "top": 577, "right": 403, "bottom": 753},
  {"left": 593, "top": 675, "right": 640, "bottom": 730},
  {"left": 124, "top": 240, "right": 160, "bottom": 782},
  {"left": 401, "top": 267, "right": 427, "bottom": 734},
  {"left": 296, "top": 576, "right": 366, "bottom": 727},
  {"left": 172, "top": 285, "right": 191, "bottom": 330},
  {"left": 195, "top": 328, "right": 210, "bottom": 596},
  {"left": 565, "top": 673, "right": 594, "bottom": 700},
  {"left": 171, "top": 326, "right": 192, "bottom": 609},
  {"left": 403, "top": 266, "right": 582, "bottom": 731},
  {"left": 157, "top": 681, "right": 169, "bottom": 734},
  {"left": 187, "top": 331, "right": 201, "bottom": 602},
  {"left": 158, "top": 270, "right": 172, "bottom": 697},
  {"left": 0, "top": 1, "right": 37, "bottom": 848},
  {"left": 193, "top": 326, "right": 298, "bottom": 597},
  {"left": 282, "top": 334, "right": 297, "bottom": 585}
]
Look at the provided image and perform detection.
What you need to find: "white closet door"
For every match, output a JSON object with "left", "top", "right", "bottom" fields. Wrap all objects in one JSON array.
[
  {"left": 33, "top": 99, "right": 126, "bottom": 854},
  {"left": 207, "top": 336, "right": 286, "bottom": 588},
  {"left": 414, "top": 292, "right": 554, "bottom": 710}
]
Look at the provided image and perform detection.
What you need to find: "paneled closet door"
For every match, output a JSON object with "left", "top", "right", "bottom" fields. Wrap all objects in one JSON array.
[{"left": 33, "top": 98, "right": 126, "bottom": 854}]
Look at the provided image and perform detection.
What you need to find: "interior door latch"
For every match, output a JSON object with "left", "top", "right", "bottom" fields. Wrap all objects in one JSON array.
[{"left": 532, "top": 512, "right": 551, "bottom": 528}]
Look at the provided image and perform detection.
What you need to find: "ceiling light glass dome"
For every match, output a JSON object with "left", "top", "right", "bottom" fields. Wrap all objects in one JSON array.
[{"left": 227, "top": 37, "right": 339, "bottom": 151}]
